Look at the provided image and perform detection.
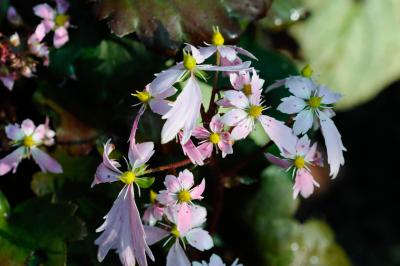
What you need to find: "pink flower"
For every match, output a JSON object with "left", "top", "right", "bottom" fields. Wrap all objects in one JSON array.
[
  {"left": 150, "top": 44, "right": 251, "bottom": 144},
  {"left": 0, "top": 119, "right": 62, "bottom": 175},
  {"left": 198, "top": 26, "right": 257, "bottom": 68},
  {"left": 219, "top": 82, "right": 296, "bottom": 153},
  {"left": 0, "top": 74, "right": 15, "bottom": 91},
  {"left": 33, "top": 0, "right": 70, "bottom": 48},
  {"left": 28, "top": 34, "right": 50, "bottom": 66},
  {"left": 142, "top": 190, "right": 164, "bottom": 226},
  {"left": 269, "top": 72, "right": 346, "bottom": 178},
  {"left": 93, "top": 122, "right": 156, "bottom": 265},
  {"left": 145, "top": 205, "right": 213, "bottom": 266},
  {"left": 192, "top": 114, "right": 233, "bottom": 159},
  {"left": 193, "top": 254, "right": 243, "bottom": 266},
  {"left": 266, "top": 135, "right": 320, "bottom": 199},
  {"left": 157, "top": 170, "right": 205, "bottom": 232},
  {"left": 133, "top": 83, "right": 176, "bottom": 116}
]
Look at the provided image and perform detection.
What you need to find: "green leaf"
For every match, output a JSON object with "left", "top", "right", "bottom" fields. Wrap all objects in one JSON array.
[
  {"left": 0, "top": 197, "right": 86, "bottom": 265},
  {"left": 290, "top": 0, "right": 400, "bottom": 110},
  {"left": 94, "top": 0, "right": 272, "bottom": 51},
  {"left": 0, "top": 191, "right": 10, "bottom": 222},
  {"left": 135, "top": 177, "right": 155, "bottom": 189}
]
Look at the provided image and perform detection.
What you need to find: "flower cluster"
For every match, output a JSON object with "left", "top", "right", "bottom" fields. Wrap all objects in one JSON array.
[{"left": 0, "top": 1, "right": 71, "bottom": 90}]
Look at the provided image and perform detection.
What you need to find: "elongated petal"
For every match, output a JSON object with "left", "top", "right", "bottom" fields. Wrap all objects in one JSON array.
[
  {"left": 186, "top": 228, "right": 213, "bottom": 251},
  {"left": 167, "top": 241, "right": 190, "bottom": 266},
  {"left": 33, "top": 4, "right": 55, "bottom": 20},
  {"left": 162, "top": 76, "right": 201, "bottom": 144},
  {"left": 31, "top": 148, "right": 63, "bottom": 173},
  {"left": 54, "top": 27, "right": 69, "bottom": 48},
  {"left": 190, "top": 179, "right": 205, "bottom": 200},
  {"left": 277, "top": 96, "right": 307, "bottom": 114},
  {"left": 234, "top": 46, "right": 258, "bottom": 60},
  {"left": 198, "top": 46, "right": 217, "bottom": 60},
  {"left": 285, "top": 76, "right": 315, "bottom": 100},
  {"left": 0, "top": 147, "right": 24, "bottom": 175},
  {"left": 5, "top": 124, "right": 24, "bottom": 141},
  {"left": 258, "top": 115, "right": 297, "bottom": 153},
  {"left": 179, "top": 132, "right": 204, "bottom": 165},
  {"left": 197, "top": 61, "right": 251, "bottom": 72},
  {"left": 102, "top": 139, "right": 122, "bottom": 173},
  {"left": 144, "top": 226, "right": 169, "bottom": 246},
  {"left": 265, "top": 153, "right": 292, "bottom": 169},
  {"left": 230, "top": 118, "right": 253, "bottom": 140},
  {"left": 293, "top": 109, "right": 314, "bottom": 135},
  {"left": 154, "top": 86, "right": 177, "bottom": 99},
  {"left": 220, "top": 109, "right": 248, "bottom": 127},
  {"left": 319, "top": 111, "right": 345, "bottom": 178},
  {"left": 151, "top": 64, "right": 185, "bottom": 95}
]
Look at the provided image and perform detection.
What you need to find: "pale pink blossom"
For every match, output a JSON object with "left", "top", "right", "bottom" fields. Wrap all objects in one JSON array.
[
  {"left": 0, "top": 119, "right": 62, "bottom": 175},
  {"left": 33, "top": 0, "right": 70, "bottom": 48},
  {"left": 142, "top": 190, "right": 164, "bottom": 226},
  {"left": 192, "top": 114, "right": 233, "bottom": 159},
  {"left": 145, "top": 205, "right": 213, "bottom": 266},
  {"left": 133, "top": 83, "right": 176, "bottom": 115},
  {"left": 269, "top": 75, "right": 346, "bottom": 178},
  {"left": 150, "top": 44, "right": 251, "bottom": 144},
  {"left": 266, "top": 135, "right": 320, "bottom": 199},
  {"left": 157, "top": 170, "right": 205, "bottom": 232},
  {"left": 198, "top": 26, "right": 257, "bottom": 68},
  {"left": 93, "top": 120, "right": 156, "bottom": 266},
  {"left": 193, "top": 254, "right": 243, "bottom": 266},
  {"left": 219, "top": 84, "right": 296, "bottom": 153}
]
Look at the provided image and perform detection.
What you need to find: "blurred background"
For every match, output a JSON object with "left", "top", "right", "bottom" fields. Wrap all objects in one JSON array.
[{"left": 1, "top": 0, "right": 399, "bottom": 265}]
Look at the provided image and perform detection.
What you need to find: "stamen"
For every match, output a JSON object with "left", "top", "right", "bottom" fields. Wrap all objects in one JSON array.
[{"left": 119, "top": 171, "right": 136, "bottom": 184}]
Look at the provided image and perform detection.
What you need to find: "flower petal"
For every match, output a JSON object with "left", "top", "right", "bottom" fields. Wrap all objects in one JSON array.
[
  {"left": 164, "top": 174, "right": 181, "bottom": 193},
  {"left": 209, "top": 114, "right": 224, "bottom": 133},
  {"left": 0, "top": 147, "right": 24, "bottom": 175},
  {"left": 151, "top": 64, "right": 185, "bottom": 95},
  {"left": 162, "top": 76, "right": 201, "bottom": 144},
  {"left": 0, "top": 75, "right": 15, "bottom": 90},
  {"left": 258, "top": 115, "right": 297, "bottom": 153},
  {"left": 222, "top": 90, "right": 249, "bottom": 109},
  {"left": 285, "top": 76, "right": 315, "bottom": 99},
  {"left": 33, "top": 4, "right": 55, "bottom": 20},
  {"left": 128, "top": 142, "right": 155, "bottom": 168},
  {"left": 192, "top": 127, "right": 210, "bottom": 139},
  {"left": 149, "top": 99, "right": 171, "bottom": 115},
  {"left": 265, "top": 153, "right": 292, "bottom": 169},
  {"left": 55, "top": 0, "right": 70, "bottom": 14},
  {"left": 166, "top": 241, "right": 190, "bottom": 266},
  {"left": 179, "top": 169, "right": 195, "bottom": 190},
  {"left": 319, "top": 111, "right": 346, "bottom": 178},
  {"left": 190, "top": 178, "right": 205, "bottom": 200},
  {"left": 230, "top": 118, "right": 253, "bottom": 140},
  {"left": 318, "top": 85, "right": 342, "bottom": 104},
  {"left": 219, "top": 46, "right": 237, "bottom": 62},
  {"left": 190, "top": 205, "right": 207, "bottom": 228},
  {"left": 293, "top": 109, "right": 314, "bottom": 135},
  {"left": 92, "top": 163, "right": 120, "bottom": 187},
  {"left": 293, "top": 169, "right": 319, "bottom": 199},
  {"left": 21, "top": 119, "right": 35, "bottom": 136},
  {"left": 144, "top": 226, "right": 169, "bottom": 246},
  {"left": 5, "top": 124, "right": 24, "bottom": 141},
  {"left": 53, "top": 27, "right": 69, "bottom": 48},
  {"left": 179, "top": 132, "right": 204, "bottom": 165},
  {"left": 277, "top": 96, "right": 307, "bottom": 114},
  {"left": 197, "top": 142, "right": 213, "bottom": 159},
  {"left": 198, "top": 46, "right": 217, "bottom": 60},
  {"left": 31, "top": 147, "right": 63, "bottom": 174},
  {"left": 186, "top": 228, "right": 213, "bottom": 251},
  {"left": 296, "top": 135, "right": 311, "bottom": 156},
  {"left": 220, "top": 109, "right": 248, "bottom": 127},
  {"left": 197, "top": 61, "right": 251, "bottom": 72}
]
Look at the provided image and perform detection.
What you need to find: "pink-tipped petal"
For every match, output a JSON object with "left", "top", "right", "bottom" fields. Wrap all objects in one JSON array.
[
  {"left": 192, "top": 127, "right": 211, "bottom": 139},
  {"left": 293, "top": 169, "right": 319, "bottom": 199},
  {"left": 32, "top": 124, "right": 46, "bottom": 142},
  {"left": 235, "top": 46, "right": 258, "bottom": 60},
  {"left": 0, "top": 147, "right": 24, "bottom": 175},
  {"left": 177, "top": 203, "right": 192, "bottom": 235},
  {"left": 21, "top": 119, "right": 35, "bottom": 136},
  {"left": 178, "top": 169, "right": 194, "bottom": 190},
  {"left": 31, "top": 148, "right": 63, "bottom": 174},
  {"left": 164, "top": 175, "right": 181, "bottom": 193},
  {"left": 186, "top": 228, "right": 213, "bottom": 251},
  {"left": 197, "top": 142, "right": 213, "bottom": 159}
]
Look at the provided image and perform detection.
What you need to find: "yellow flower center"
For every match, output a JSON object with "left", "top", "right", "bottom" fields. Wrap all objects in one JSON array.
[
  {"left": 248, "top": 105, "right": 263, "bottom": 118},
  {"left": 55, "top": 14, "right": 69, "bottom": 27},
  {"left": 119, "top": 171, "right": 136, "bottom": 184},
  {"left": 308, "top": 96, "right": 322, "bottom": 108},
  {"left": 23, "top": 136, "right": 35, "bottom": 147},
  {"left": 243, "top": 84, "right": 252, "bottom": 96},
  {"left": 294, "top": 156, "right": 305, "bottom": 169},
  {"left": 209, "top": 133, "right": 220, "bottom": 144},
  {"left": 301, "top": 64, "right": 313, "bottom": 78},
  {"left": 183, "top": 52, "right": 197, "bottom": 71},
  {"left": 133, "top": 90, "right": 151, "bottom": 103},
  {"left": 171, "top": 225, "right": 180, "bottom": 238},
  {"left": 212, "top": 26, "right": 225, "bottom": 46},
  {"left": 178, "top": 190, "right": 191, "bottom": 203},
  {"left": 150, "top": 190, "right": 157, "bottom": 204}
]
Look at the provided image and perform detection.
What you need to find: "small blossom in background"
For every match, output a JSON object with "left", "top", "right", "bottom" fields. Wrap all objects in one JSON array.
[
  {"left": 33, "top": 0, "right": 71, "bottom": 48},
  {"left": 0, "top": 118, "right": 62, "bottom": 175},
  {"left": 269, "top": 65, "right": 346, "bottom": 178},
  {"left": 145, "top": 205, "right": 213, "bottom": 266},
  {"left": 192, "top": 254, "right": 243, "bottom": 266},
  {"left": 142, "top": 190, "right": 164, "bottom": 226},
  {"left": 7, "top": 6, "right": 23, "bottom": 27},
  {"left": 192, "top": 114, "right": 233, "bottom": 159},
  {"left": 266, "top": 135, "right": 320, "bottom": 198}
]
